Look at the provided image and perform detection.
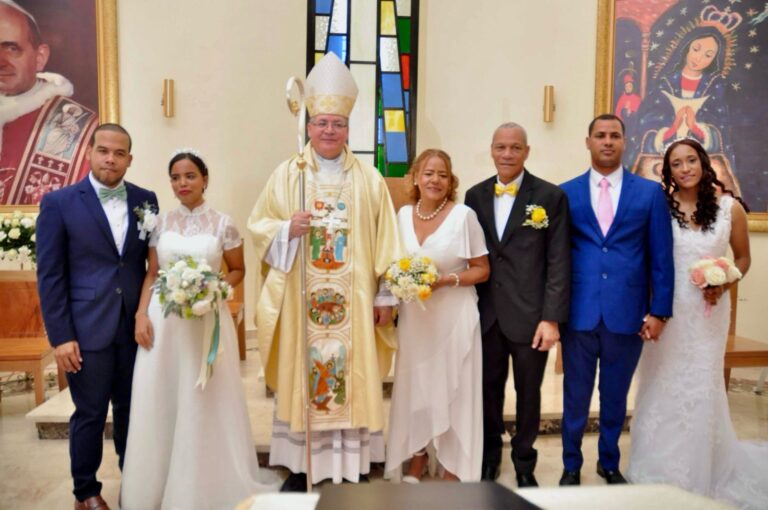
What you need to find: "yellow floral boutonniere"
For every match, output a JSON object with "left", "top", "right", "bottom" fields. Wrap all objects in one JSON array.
[{"left": 522, "top": 204, "right": 549, "bottom": 229}]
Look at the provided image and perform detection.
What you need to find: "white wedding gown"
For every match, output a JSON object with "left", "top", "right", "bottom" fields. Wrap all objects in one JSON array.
[
  {"left": 628, "top": 196, "right": 768, "bottom": 509},
  {"left": 385, "top": 204, "right": 487, "bottom": 482},
  {"left": 121, "top": 204, "right": 276, "bottom": 510}
]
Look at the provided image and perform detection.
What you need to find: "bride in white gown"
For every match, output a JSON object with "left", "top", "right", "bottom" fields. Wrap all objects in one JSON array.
[
  {"left": 628, "top": 139, "right": 767, "bottom": 510},
  {"left": 385, "top": 150, "right": 489, "bottom": 482},
  {"left": 121, "top": 150, "right": 276, "bottom": 509}
]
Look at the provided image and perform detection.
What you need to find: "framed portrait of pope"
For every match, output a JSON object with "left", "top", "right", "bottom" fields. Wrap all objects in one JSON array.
[{"left": 0, "top": 0, "right": 118, "bottom": 206}]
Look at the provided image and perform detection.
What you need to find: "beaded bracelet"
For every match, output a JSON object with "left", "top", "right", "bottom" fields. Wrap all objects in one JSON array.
[{"left": 448, "top": 272, "right": 460, "bottom": 287}]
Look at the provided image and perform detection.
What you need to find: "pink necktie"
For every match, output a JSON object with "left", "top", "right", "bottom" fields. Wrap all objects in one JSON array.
[{"left": 597, "top": 177, "right": 614, "bottom": 236}]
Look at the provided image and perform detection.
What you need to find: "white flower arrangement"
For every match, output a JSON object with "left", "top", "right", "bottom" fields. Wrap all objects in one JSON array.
[
  {"left": 156, "top": 256, "right": 231, "bottom": 319},
  {"left": 383, "top": 255, "right": 439, "bottom": 309},
  {"left": 0, "top": 210, "right": 36, "bottom": 266},
  {"left": 155, "top": 256, "right": 232, "bottom": 380},
  {"left": 133, "top": 201, "right": 158, "bottom": 240}
]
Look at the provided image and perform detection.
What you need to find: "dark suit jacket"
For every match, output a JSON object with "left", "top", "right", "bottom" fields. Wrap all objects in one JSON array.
[
  {"left": 36, "top": 177, "right": 158, "bottom": 350},
  {"left": 560, "top": 168, "right": 674, "bottom": 334},
  {"left": 465, "top": 170, "right": 570, "bottom": 344}
]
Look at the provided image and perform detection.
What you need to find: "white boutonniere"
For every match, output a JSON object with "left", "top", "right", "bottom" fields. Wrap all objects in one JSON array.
[
  {"left": 522, "top": 204, "right": 549, "bottom": 229},
  {"left": 134, "top": 201, "right": 158, "bottom": 240}
]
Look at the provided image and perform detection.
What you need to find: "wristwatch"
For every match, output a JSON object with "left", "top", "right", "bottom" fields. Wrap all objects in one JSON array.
[{"left": 650, "top": 314, "right": 670, "bottom": 323}]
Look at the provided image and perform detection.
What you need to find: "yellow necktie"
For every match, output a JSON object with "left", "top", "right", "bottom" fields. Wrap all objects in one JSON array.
[{"left": 494, "top": 182, "right": 518, "bottom": 197}]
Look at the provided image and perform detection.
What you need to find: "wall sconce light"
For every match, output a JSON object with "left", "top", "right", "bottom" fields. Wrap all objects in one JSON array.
[
  {"left": 162, "top": 79, "right": 175, "bottom": 118},
  {"left": 543, "top": 85, "right": 555, "bottom": 123}
]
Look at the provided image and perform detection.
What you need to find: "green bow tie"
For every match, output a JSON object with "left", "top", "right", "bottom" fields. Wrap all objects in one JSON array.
[{"left": 98, "top": 185, "right": 127, "bottom": 203}]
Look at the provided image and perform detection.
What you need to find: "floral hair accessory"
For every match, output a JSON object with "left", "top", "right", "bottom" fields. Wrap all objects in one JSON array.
[
  {"left": 170, "top": 147, "right": 203, "bottom": 160},
  {"left": 522, "top": 204, "right": 549, "bottom": 229}
]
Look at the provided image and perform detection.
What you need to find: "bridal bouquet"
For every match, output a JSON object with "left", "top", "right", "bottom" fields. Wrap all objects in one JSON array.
[
  {"left": 689, "top": 256, "right": 742, "bottom": 317},
  {"left": 384, "top": 255, "right": 439, "bottom": 309},
  {"left": 0, "top": 210, "right": 36, "bottom": 266},
  {"left": 156, "top": 256, "right": 232, "bottom": 382}
]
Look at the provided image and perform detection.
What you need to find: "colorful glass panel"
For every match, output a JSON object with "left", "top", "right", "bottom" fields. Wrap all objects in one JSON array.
[
  {"left": 327, "top": 35, "right": 348, "bottom": 62},
  {"left": 379, "top": 37, "right": 400, "bottom": 72},
  {"left": 384, "top": 110, "right": 405, "bottom": 132},
  {"left": 381, "top": 74, "right": 403, "bottom": 108},
  {"left": 380, "top": 1, "right": 397, "bottom": 35},
  {"left": 400, "top": 54, "right": 410, "bottom": 89},
  {"left": 307, "top": 0, "right": 418, "bottom": 177},
  {"left": 316, "top": 0, "right": 333, "bottom": 15},
  {"left": 330, "top": 0, "right": 348, "bottom": 34},
  {"left": 395, "top": 0, "right": 411, "bottom": 16},
  {"left": 385, "top": 132, "right": 407, "bottom": 163},
  {"left": 315, "top": 16, "right": 330, "bottom": 51},
  {"left": 396, "top": 18, "right": 411, "bottom": 53}
]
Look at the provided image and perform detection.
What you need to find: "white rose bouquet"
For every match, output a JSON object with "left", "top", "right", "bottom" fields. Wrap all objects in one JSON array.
[
  {"left": 384, "top": 255, "right": 439, "bottom": 310},
  {"left": 0, "top": 210, "right": 36, "bottom": 266},
  {"left": 689, "top": 256, "right": 742, "bottom": 317},
  {"left": 155, "top": 256, "right": 232, "bottom": 381}
]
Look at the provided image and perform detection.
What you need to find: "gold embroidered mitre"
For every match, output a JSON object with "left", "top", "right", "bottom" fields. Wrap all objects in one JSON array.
[{"left": 305, "top": 52, "right": 358, "bottom": 118}]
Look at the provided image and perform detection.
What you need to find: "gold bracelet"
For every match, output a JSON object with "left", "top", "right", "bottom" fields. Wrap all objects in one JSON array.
[{"left": 448, "top": 272, "right": 460, "bottom": 287}]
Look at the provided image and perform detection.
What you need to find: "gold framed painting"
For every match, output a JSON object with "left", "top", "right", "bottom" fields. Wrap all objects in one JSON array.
[
  {"left": 0, "top": 0, "right": 118, "bottom": 207},
  {"left": 595, "top": 0, "right": 768, "bottom": 232}
]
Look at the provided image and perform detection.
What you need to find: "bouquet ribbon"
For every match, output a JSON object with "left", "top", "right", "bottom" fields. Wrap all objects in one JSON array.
[{"left": 195, "top": 308, "right": 223, "bottom": 390}]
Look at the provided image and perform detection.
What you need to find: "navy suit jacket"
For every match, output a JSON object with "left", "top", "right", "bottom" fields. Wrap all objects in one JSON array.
[
  {"left": 560, "top": 169, "right": 674, "bottom": 335},
  {"left": 466, "top": 170, "right": 571, "bottom": 344},
  {"left": 36, "top": 177, "right": 157, "bottom": 350}
]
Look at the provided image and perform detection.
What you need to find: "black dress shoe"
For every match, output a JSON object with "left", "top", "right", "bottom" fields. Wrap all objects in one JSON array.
[
  {"left": 480, "top": 463, "right": 500, "bottom": 481},
  {"left": 516, "top": 472, "right": 539, "bottom": 488},
  {"left": 280, "top": 472, "right": 308, "bottom": 492},
  {"left": 358, "top": 474, "right": 370, "bottom": 483},
  {"left": 596, "top": 462, "right": 627, "bottom": 484},
  {"left": 558, "top": 470, "right": 581, "bottom": 486}
]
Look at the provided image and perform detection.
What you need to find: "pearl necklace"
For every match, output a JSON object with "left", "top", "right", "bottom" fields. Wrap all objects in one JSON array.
[{"left": 415, "top": 197, "right": 448, "bottom": 221}]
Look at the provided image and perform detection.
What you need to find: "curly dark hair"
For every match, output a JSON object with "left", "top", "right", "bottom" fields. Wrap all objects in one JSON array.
[{"left": 661, "top": 139, "right": 747, "bottom": 231}]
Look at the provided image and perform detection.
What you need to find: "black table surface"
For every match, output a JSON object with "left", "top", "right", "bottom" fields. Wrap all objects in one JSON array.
[{"left": 315, "top": 481, "right": 541, "bottom": 510}]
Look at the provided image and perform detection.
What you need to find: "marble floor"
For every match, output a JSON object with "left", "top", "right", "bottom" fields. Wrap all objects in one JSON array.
[{"left": 1, "top": 340, "right": 766, "bottom": 510}]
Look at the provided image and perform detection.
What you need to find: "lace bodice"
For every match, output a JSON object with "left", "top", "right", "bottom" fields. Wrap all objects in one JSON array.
[
  {"left": 150, "top": 203, "right": 242, "bottom": 270},
  {"left": 627, "top": 194, "right": 768, "bottom": 510},
  {"left": 670, "top": 195, "right": 733, "bottom": 289}
]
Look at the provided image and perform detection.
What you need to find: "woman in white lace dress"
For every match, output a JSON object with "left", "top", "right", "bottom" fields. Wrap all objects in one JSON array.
[
  {"left": 385, "top": 150, "right": 489, "bottom": 483},
  {"left": 121, "top": 150, "right": 276, "bottom": 509},
  {"left": 628, "top": 139, "right": 767, "bottom": 509}
]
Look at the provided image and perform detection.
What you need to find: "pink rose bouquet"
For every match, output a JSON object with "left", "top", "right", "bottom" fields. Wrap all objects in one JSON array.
[{"left": 689, "top": 256, "right": 742, "bottom": 316}]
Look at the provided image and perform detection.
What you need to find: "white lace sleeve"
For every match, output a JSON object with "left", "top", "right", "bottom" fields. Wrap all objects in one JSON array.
[
  {"left": 220, "top": 214, "right": 242, "bottom": 251},
  {"left": 148, "top": 213, "right": 165, "bottom": 247}
]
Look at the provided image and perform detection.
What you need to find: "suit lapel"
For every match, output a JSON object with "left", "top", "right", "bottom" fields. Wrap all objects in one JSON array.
[
  {"left": 475, "top": 177, "right": 500, "bottom": 244},
  {"left": 78, "top": 179, "right": 119, "bottom": 255},
  {"left": 500, "top": 170, "right": 532, "bottom": 246},
  {"left": 605, "top": 169, "right": 634, "bottom": 239},
  {"left": 124, "top": 183, "right": 140, "bottom": 257},
  {"left": 578, "top": 170, "right": 604, "bottom": 241}
]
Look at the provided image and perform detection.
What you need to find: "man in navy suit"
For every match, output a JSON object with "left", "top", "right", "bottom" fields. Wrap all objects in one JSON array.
[
  {"left": 559, "top": 114, "right": 674, "bottom": 486},
  {"left": 36, "top": 124, "right": 157, "bottom": 510}
]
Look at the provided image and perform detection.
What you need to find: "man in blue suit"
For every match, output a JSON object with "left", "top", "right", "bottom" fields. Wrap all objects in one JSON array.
[
  {"left": 559, "top": 114, "right": 674, "bottom": 486},
  {"left": 36, "top": 124, "right": 157, "bottom": 510}
]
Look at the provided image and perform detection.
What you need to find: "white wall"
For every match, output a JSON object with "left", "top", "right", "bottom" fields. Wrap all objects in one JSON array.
[{"left": 117, "top": 0, "right": 766, "bottom": 339}]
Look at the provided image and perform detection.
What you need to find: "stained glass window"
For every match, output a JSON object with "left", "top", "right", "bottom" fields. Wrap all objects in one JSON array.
[{"left": 307, "top": 0, "right": 419, "bottom": 177}]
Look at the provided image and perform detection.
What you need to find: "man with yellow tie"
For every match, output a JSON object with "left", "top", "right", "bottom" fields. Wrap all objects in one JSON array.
[{"left": 465, "top": 122, "right": 571, "bottom": 487}]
